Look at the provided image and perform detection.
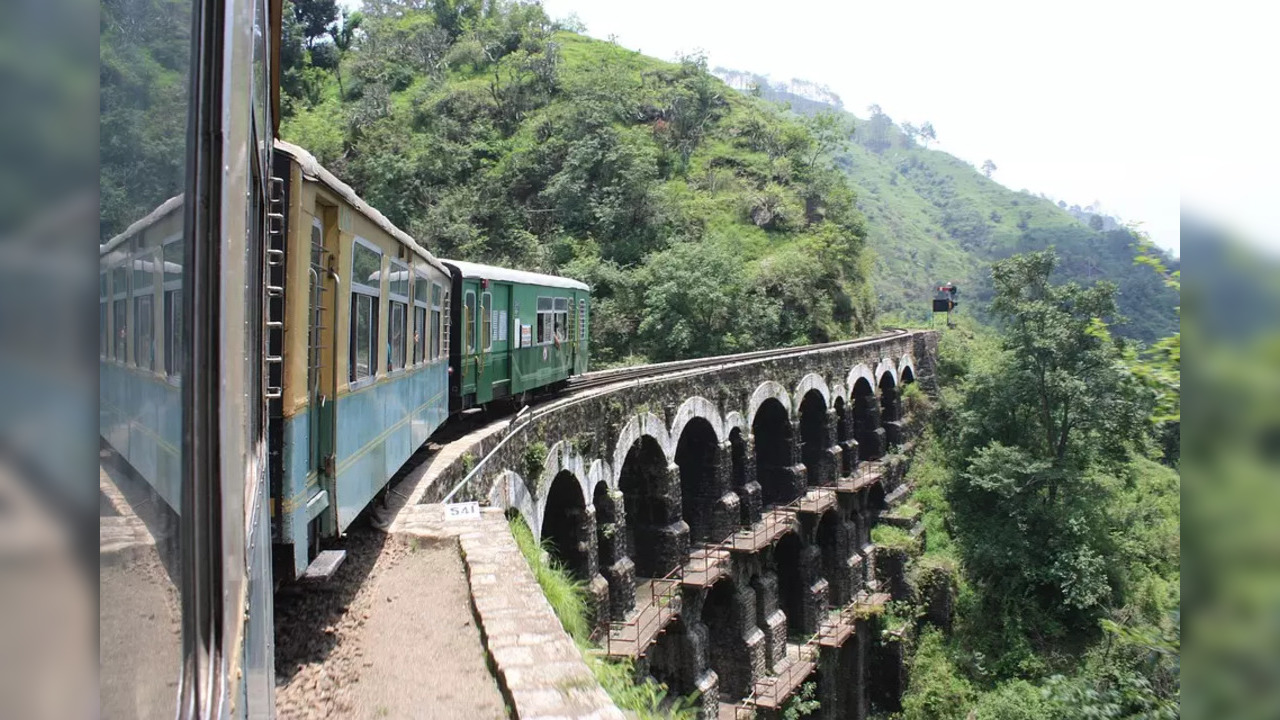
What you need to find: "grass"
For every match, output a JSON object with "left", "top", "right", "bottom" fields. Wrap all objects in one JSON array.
[
  {"left": 507, "top": 515, "right": 699, "bottom": 720},
  {"left": 872, "top": 523, "right": 918, "bottom": 551}
]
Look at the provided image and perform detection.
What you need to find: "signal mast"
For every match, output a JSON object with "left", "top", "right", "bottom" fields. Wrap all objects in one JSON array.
[{"left": 932, "top": 282, "right": 959, "bottom": 328}]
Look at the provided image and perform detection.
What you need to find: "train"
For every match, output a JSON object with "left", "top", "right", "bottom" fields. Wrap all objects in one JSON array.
[
  {"left": 102, "top": 140, "right": 591, "bottom": 582},
  {"left": 97, "top": 0, "right": 588, "bottom": 714}
]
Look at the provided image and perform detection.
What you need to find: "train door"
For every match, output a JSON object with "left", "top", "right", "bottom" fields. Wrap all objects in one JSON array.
[{"left": 310, "top": 205, "right": 340, "bottom": 548}]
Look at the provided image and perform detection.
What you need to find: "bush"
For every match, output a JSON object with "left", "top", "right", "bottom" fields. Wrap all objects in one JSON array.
[{"left": 901, "top": 628, "right": 975, "bottom": 720}]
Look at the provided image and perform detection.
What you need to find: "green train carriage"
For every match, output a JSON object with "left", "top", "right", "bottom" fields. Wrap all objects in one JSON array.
[{"left": 442, "top": 260, "right": 590, "bottom": 412}]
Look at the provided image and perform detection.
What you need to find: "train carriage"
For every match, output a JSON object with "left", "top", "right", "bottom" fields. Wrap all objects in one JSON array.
[
  {"left": 442, "top": 260, "right": 589, "bottom": 412},
  {"left": 271, "top": 140, "right": 453, "bottom": 580}
]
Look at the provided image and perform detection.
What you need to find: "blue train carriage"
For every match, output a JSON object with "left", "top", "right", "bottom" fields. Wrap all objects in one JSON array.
[
  {"left": 272, "top": 140, "right": 453, "bottom": 580},
  {"left": 441, "top": 260, "right": 590, "bottom": 413},
  {"left": 99, "top": 195, "right": 186, "bottom": 515}
]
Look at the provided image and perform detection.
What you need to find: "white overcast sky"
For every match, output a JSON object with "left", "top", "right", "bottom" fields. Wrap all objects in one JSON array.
[{"left": 339, "top": 0, "right": 1280, "bottom": 257}]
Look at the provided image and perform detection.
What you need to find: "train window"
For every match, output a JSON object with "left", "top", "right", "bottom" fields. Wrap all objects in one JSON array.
[
  {"left": 112, "top": 265, "right": 128, "bottom": 361},
  {"left": 135, "top": 294, "right": 155, "bottom": 371},
  {"left": 464, "top": 291, "right": 477, "bottom": 353},
  {"left": 162, "top": 238, "right": 183, "bottom": 379},
  {"left": 481, "top": 292, "right": 492, "bottom": 352},
  {"left": 350, "top": 237, "right": 382, "bottom": 385},
  {"left": 388, "top": 260, "right": 409, "bottom": 372},
  {"left": 536, "top": 296, "right": 553, "bottom": 344},
  {"left": 412, "top": 270, "right": 429, "bottom": 365},
  {"left": 553, "top": 297, "right": 568, "bottom": 344},
  {"left": 388, "top": 301, "right": 406, "bottom": 372},
  {"left": 100, "top": 272, "right": 108, "bottom": 356},
  {"left": 579, "top": 299, "right": 587, "bottom": 341}
]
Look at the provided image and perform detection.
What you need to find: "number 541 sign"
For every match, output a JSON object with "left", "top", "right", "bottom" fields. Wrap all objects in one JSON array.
[{"left": 445, "top": 501, "right": 480, "bottom": 521}]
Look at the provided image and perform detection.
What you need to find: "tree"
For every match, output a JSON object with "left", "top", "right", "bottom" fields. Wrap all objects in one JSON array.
[
  {"left": 1089, "top": 214, "right": 1105, "bottom": 231},
  {"left": 294, "top": 0, "right": 338, "bottom": 47},
  {"left": 945, "top": 250, "right": 1152, "bottom": 636},
  {"left": 920, "top": 121, "right": 936, "bottom": 148},
  {"left": 901, "top": 121, "right": 919, "bottom": 146},
  {"left": 982, "top": 159, "right": 997, "bottom": 178},
  {"left": 866, "top": 103, "right": 883, "bottom": 118}
]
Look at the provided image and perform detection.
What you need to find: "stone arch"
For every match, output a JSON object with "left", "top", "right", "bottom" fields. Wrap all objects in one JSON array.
[
  {"left": 846, "top": 363, "right": 876, "bottom": 399},
  {"left": 747, "top": 380, "right": 792, "bottom": 429},
  {"left": 541, "top": 470, "right": 592, "bottom": 580},
  {"left": 612, "top": 411, "right": 673, "bottom": 487},
  {"left": 593, "top": 480, "right": 633, "bottom": 620},
  {"left": 850, "top": 375, "right": 884, "bottom": 461},
  {"left": 723, "top": 410, "right": 748, "bottom": 438},
  {"left": 618, "top": 434, "right": 684, "bottom": 578},
  {"left": 798, "top": 387, "right": 832, "bottom": 487},
  {"left": 752, "top": 396, "right": 799, "bottom": 506},
  {"left": 670, "top": 396, "right": 727, "bottom": 446},
  {"left": 675, "top": 416, "right": 723, "bottom": 544},
  {"left": 816, "top": 509, "right": 848, "bottom": 606},
  {"left": 539, "top": 440, "right": 591, "bottom": 511},
  {"left": 879, "top": 366, "right": 902, "bottom": 445},
  {"left": 875, "top": 358, "right": 898, "bottom": 387},
  {"left": 898, "top": 354, "right": 916, "bottom": 385},
  {"left": 793, "top": 373, "right": 831, "bottom": 414},
  {"left": 490, "top": 469, "right": 537, "bottom": 539},
  {"left": 774, "top": 531, "right": 808, "bottom": 636},
  {"left": 829, "top": 381, "right": 849, "bottom": 407}
]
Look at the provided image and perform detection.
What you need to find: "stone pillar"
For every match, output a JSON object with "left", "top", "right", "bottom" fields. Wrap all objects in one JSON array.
[
  {"left": 842, "top": 438, "right": 860, "bottom": 475},
  {"left": 710, "top": 442, "right": 743, "bottom": 542},
  {"left": 653, "top": 463, "right": 691, "bottom": 576},
  {"left": 824, "top": 519, "right": 857, "bottom": 607},
  {"left": 752, "top": 572, "right": 788, "bottom": 670},
  {"left": 853, "top": 398, "right": 884, "bottom": 461},
  {"left": 788, "top": 420, "right": 809, "bottom": 502},
  {"left": 816, "top": 645, "right": 840, "bottom": 720},
  {"left": 588, "top": 573, "right": 611, "bottom": 633},
  {"left": 800, "top": 546, "right": 827, "bottom": 636},
  {"left": 737, "top": 584, "right": 767, "bottom": 700},
  {"left": 603, "top": 556, "right": 636, "bottom": 619},
  {"left": 850, "top": 619, "right": 871, "bottom": 720},
  {"left": 696, "top": 670, "right": 720, "bottom": 720},
  {"left": 580, "top": 504, "right": 600, "bottom": 579},
  {"left": 740, "top": 435, "right": 763, "bottom": 524}
]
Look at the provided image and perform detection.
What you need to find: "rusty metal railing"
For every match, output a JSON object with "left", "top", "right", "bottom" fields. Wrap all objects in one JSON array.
[{"left": 602, "top": 564, "right": 682, "bottom": 658}]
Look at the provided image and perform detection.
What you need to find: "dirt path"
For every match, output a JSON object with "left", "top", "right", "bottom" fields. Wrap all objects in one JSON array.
[{"left": 275, "top": 528, "right": 507, "bottom": 719}]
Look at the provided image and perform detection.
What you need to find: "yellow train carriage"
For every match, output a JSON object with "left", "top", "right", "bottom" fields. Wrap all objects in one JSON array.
[{"left": 272, "top": 140, "right": 452, "bottom": 579}]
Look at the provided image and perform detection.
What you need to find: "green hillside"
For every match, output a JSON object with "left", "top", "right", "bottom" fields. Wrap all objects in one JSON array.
[
  {"left": 278, "top": 0, "right": 878, "bottom": 366},
  {"left": 729, "top": 73, "right": 1180, "bottom": 344}
]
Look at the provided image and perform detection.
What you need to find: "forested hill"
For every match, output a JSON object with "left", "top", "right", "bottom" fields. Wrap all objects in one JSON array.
[
  {"left": 275, "top": 0, "right": 878, "bottom": 367},
  {"left": 718, "top": 70, "right": 1181, "bottom": 345}
]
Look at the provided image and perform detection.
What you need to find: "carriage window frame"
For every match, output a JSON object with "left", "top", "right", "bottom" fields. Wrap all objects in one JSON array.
[
  {"left": 412, "top": 268, "right": 430, "bottom": 366},
  {"left": 578, "top": 299, "right": 587, "bottom": 341},
  {"left": 99, "top": 271, "right": 108, "bottom": 358},
  {"left": 481, "top": 291, "right": 493, "bottom": 352},
  {"left": 553, "top": 297, "right": 568, "bottom": 345},
  {"left": 464, "top": 290, "right": 477, "bottom": 353},
  {"left": 348, "top": 236, "right": 383, "bottom": 388},
  {"left": 161, "top": 234, "right": 183, "bottom": 382},
  {"left": 111, "top": 262, "right": 129, "bottom": 363},
  {"left": 132, "top": 247, "right": 158, "bottom": 372},
  {"left": 536, "top": 296, "right": 554, "bottom": 345},
  {"left": 387, "top": 259, "right": 409, "bottom": 374}
]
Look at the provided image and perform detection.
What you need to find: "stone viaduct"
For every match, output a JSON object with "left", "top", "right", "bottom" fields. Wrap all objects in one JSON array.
[{"left": 414, "top": 329, "right": 940, "bottom": 719}]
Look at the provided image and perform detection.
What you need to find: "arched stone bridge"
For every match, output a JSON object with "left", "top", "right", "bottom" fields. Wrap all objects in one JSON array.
[{"left": 404, "top": 329, "right": 939, "bottom": 719}]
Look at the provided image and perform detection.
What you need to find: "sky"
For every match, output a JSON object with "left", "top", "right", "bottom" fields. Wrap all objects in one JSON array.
[{"left": 338, "top": 0, "right": 1280, "bottom": 258}]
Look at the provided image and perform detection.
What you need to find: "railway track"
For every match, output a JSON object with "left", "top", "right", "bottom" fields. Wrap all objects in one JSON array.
[{"left": 565, "top": 327, "right": 910, "bottom": 393}]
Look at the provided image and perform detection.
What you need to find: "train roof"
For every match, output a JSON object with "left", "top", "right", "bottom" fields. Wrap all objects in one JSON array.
[
  {"left": 275, "top": 140, "right": 448, "bottom": 276},
  {"left": 439, "top": 259, "right": 589, "bottom": 291},
  {"left": 100, "top": 194, "right": 183, "bottom": 256}
]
